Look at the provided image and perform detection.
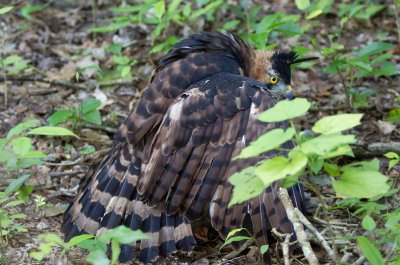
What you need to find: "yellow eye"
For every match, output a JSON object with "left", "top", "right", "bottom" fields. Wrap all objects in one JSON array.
[{"left": 270, "top": 77, "right": 279, "bottom": 84}]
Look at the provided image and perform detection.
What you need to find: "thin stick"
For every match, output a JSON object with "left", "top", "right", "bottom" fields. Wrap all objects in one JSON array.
[
  {"left": 295, "top": 208, "right": 338, "bottom": 264},
  {"left": 278, "top": 188, "right": 320, "bottom": 265}
]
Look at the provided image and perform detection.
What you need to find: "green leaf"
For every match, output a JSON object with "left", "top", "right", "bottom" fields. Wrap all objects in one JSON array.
[
  {"left": 20, "top": 4, "right": 45, "bottom": 19},
  {"left": 77, "top": 239, "right": 107, "bottom": 252},
  {"left": 87, "top": 249, "right": 110, "bottom": 265},
  {"left": 255, "top": 151, "right": 307, "bottom": 187},
  {"left": 295, "top": 0, "right": 310, "bottom": 11},
  {"left": 332, "top": 170, "right": 390, "bottom": 198},
  {"left": 361, "top": 215, "right": 376, "bottom": 231},
  {"left": 229, "top": 167, "right": 264, "bottom": 207},
  {"left": 357, "top": 236, "right": 385, "bottom": 265},
  {"left": 7, "top": 119, "right": 40, "bottom": 139},
  {"left": 221, "top": 228, "right": 251, "bottom": 249},
  {"left": 222, "top": 20, "right": 240, "bottom": 30},
  {"left": 385, "top": 108, "right": 400, "bottom": 122},
  {"left": 90, "top": 21, "right": 130, "bottom": 33},
  {"left": 260, "top": 244, "right": 269, "bottom": 254},
  {"left": 300, "top": 134, "right": 356, "bottom": 156},
  {"left": 48, "top": 109, "right": 73, "bottom": 126},
  {"left": 259, "top": 98, "right": 311, "bottom": 122},
  {"left": 83, "top": 110, "right": 102, "bottom": 125},
  {"left": 312, "top": 114, "right": 363, "bottom": 134},
  {"left": 81, "top": 99, "right": 101, "bottom": 114},
  {"left": 120, "top": 66, "right": 131, "bottom": 77},
  {"left": 40, "top": 233, "right": 64, "bottom": 245},
  {"left": 27, "top": 126, "right": 79, "bottom": 138},
  {"left": 106, "top": 44, "right": 122, "bottom": 55},
  {"left": 153, "top": 0, "right": 165, "bottom": 19},
  {"left": 111, "top": 238, "right": 120, "bottom": 264},
  {"left": 357, "top": 42, "right": 393, "bottom": 58},
  {"left": 190, "top": 0, "right": 223, "bottom": 19},
  {"left": 4, "top": 174, "right": 31, "bottom": 196},
  {"left": 99, "top": 226, "right": 148, "bottom": 244},
  {"left": 342, "top": 159, "right": 380, "bottom": 173},
  {"left": 2, "top": 55, "right": 23, "bottom": 66},
  {"left": 11, "top": 137, "right": 31, "bottom": 156},
  {"left": 306, "top": 9, "right": 323, "bottom": 19},
  {"left": 0, "top": 6, "right": 14, "bottom": 15},
  {"left": 323, "top": 162, "right": 340, "bottom": 176},
  {"left": 66, "top": 234, "right": 94, "bottom": 249},
  {"left": 236, "top": 128, "right": 295, "bottom": 159}
]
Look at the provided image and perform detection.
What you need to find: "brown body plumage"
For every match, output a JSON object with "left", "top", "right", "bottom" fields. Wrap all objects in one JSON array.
[{"left": 62, "top": 32, "right": 309, "bottom": 264}]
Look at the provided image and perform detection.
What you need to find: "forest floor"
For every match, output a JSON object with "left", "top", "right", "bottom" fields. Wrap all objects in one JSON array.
[{"left": 0, "top": 1, "right": 399, "bottom": 265}]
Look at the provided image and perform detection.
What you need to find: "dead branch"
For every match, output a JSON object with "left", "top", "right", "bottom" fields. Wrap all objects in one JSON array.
[
  {"left": 48, "top": 170, "right": 86, "bottom": 178},
  {"left": 278, "top": 188, "right": 320, "bottom": 265},
  {"left": 0, "top": 75, "right": 135, "bottom": 90},
  {"left": 352, "top": 141, "right": 400, "bottom": 157},
  {"left": 295, "top": 208, "right": 339, "bottom": 264},
  {"left": 222, "top": 238, "right": 254, "bottom": 260}
]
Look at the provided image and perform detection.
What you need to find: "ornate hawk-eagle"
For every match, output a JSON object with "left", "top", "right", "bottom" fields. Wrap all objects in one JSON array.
[{"left": 62, "top": 32, "right": 316, "bottom": 264}]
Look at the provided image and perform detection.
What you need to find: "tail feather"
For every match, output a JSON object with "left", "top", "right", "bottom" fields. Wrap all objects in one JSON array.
[{"left": 62, "top": 145, "right": 196, "bottom": 264}]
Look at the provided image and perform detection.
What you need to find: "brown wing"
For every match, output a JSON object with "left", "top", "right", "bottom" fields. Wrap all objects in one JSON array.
[{"left": 135, "top": 72, "right": 301, "bottom": 248}]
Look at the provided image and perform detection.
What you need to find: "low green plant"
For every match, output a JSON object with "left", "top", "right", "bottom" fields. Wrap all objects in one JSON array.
[
  {"left": 30, "top": 226, "right": 148, "bottom": 265},
  {"left": 48, "top": 98, "right": 102, "bottom": 129},
  {"left": 229, "top": 98, "right": 389, "bottom": 206}
]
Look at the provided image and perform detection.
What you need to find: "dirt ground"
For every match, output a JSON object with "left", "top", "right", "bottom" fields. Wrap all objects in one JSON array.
[{"left": 0, "top": 1, "right": 399, "bottom": 264}]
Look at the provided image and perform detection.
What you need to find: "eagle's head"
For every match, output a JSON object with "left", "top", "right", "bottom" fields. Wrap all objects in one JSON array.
[{"left": 250, "top": 50, "right": 318, "bottom": 99}]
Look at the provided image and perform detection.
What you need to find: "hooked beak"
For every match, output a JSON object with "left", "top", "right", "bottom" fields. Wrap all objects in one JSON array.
[{"left": 284, "top": 85, "right": 295, "bottom": 100}]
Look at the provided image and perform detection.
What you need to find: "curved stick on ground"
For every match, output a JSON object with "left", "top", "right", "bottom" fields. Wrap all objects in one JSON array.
[
  {"left": 278, "top": 188, "right": 320, "bottom": 265},
  {"left": 295, "top": 208, "right": 339, "bottom": 264}
]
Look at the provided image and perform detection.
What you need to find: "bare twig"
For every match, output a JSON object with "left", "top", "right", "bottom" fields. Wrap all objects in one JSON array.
[
  {"left": 83, "top": 124, "right": 117, "bottom": 134},
  {"left": 352, "top": 141, "right": 400, "bottom": 157},
  {"left": 351, "top": 256, "right": 365, "bottom": 265},
  {"left": 278, "top": 188, "right": 320, "bottom": 265},
  {"left": 0, "top": 75, "right": 135, "bottom": 90},
  {"left": 295, "top": 208, "right": 338, "bottom": 264},
  {"left": 222, "top": 238, "right": 254, "bottom": 260},
  {"left": 48, "top": 170, "right": 86, "bottom": 178},
  {"left": 281, "top": 234, "right": 291, "bottom": 265}
]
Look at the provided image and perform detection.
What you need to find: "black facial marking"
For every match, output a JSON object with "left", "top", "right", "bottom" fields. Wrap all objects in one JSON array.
[{"left": 271, "top": 51, "right": 297, "bottom": 84}]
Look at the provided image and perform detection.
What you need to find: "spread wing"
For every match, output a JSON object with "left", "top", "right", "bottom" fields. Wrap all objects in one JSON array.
[{"left": 136, "top": 72, "right": 303, "bottom": 245}]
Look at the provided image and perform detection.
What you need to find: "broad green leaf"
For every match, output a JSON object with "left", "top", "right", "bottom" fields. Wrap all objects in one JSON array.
[
  {"left": 40, "top": 233, "right": 64, "bottom": 245},
  {"left": 312, "top": 114, "right": 363, "bottom": 134},
  {"left": 295, "top": 0, "right": 310, "bottom": 10},
  {"left": 255, "top": 151, "right": 307, "bottom": 187},
  {"left": 99, "top": 226, "right": 148, "bottom": 244},
  {"left": 153, "top": 0, "right": 165, "bottom": 19},
  {"left": 78, "top": 239, "right": 107, "bottom": 252},
  {"left": 2, "top": 55, "right": 22, "bottom": 66},
  {"left": 322, "top": 144, "right": 353, "bottom": 159},
  {"left": 30, "top": 243, "right": 53, "bottom": 261},
  {"left": 0, "top": 6, "right": 14, "bottom": 15},
  {"left": 28, "top": 126, "right": 79, "bottom": 138},
  {"left": 259, "top": 98, "right": 311, "bottom": 122},
  {"left": 260, "top": 244, "right": 269, "bottom": 254},
  {"left": 323, "top": 162, "right": 340, "bottom": 176},
  {"left": 48, "top": 109, "right": 73, "bottom": 126},
  {"left": 4, "top": 199, "right": 25, "bottom": 208},
  {"left": 87, "top": 249, "right": 109, "bottom": 265},
  {"left": 66, "top": 234, "right": 94, "bottom": 249},
  {"left": 355, "top": 5, "right": 385, "bottom": 20},
  {"left": 300, "top": 134, "right": 356, "bottom": 156},
  {"left": 229, "top": 167, "right": 264, "bottom": 207},
  {"left": 83, "top": 110, "right": 102, "bottom": 125},
  {"left": 7, "top": 119, "right": 40, "bottom": 139},
  {"left": 4, "top": 174, "right": 31, "bottom": 196},
  {"left": 236, "top": 128, "right": 295, "bottom": 159},
  {"left": 357, "top": 236, "right": 385, "bottom": 265},
  {"left": 362, "top": 215, "right": 376, "bottom": 231},
  {"left": 333, "top": 170, "right": 390, "bottom": 198},
  {"left": 11, "top": 137, "right": 31, "bottom": 155},
  {"left": 357, "top": 42, "right": 393, "bottom": 58},
  {"left": 342, "top": 159, "right": 380, "bottom": 173},
  {"left": 81, "top": 99, "right": 101, "bottom": 114},
  {"left": 385, "top": 108, "right": 400, "bottom": 122},
  {"left": 121, "top": 66, "right": 131, "bottom": 77}
]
